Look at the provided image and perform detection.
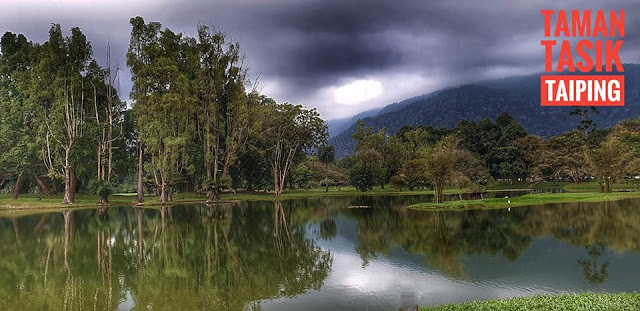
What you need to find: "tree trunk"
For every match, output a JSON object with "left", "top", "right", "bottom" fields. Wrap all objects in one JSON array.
[
  {"left": 33, "top": 174, "right": 50, "bottom": 195},
  {"left": 273, "top": 168, "right": 281, "bottom": 197},
  {"left": 107, "top": 117, "right": 113, "bottom": 182},
  {"left": 12, "top": 175, "right": 22, "bottom": 200},
  {"left": 99, "top": 195, "right": 109, "bottom": 204},
  {"left": 434, "top": 183, "right": 443, "bottom": 203},
  {"left": 97, "top": 140, "right": 102, "bottom": 180},
  {"left": 325, "top": 163, "right": 329, "bottom": 193},
  {"left": 69, "top": 170, "right": 76, "bottom": 203},
  {"left": 136, "top": 143, "right": 144, "bottom": 204},
  {"left": 62, "top": 147, "right": 75, "bottom": 204},
  {"left": 99, "top": 192, "right": 109, "bottom": 204},
  {"left": 160, "top": 183, "right": 167, "bottom": 202}
]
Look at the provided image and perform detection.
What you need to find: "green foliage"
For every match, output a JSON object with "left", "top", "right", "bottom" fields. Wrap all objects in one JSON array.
[
  {"left": 349, "top": 164, "right": 376, "bottom": 192},
  {"left": 585, "top": 134, "right": 635, "bottom": 193},
  {"left": 87, "top": 179, "right": 114, "bottom": 198},
  {"left": 349, "top": 148, "right": 384, "bottom": 192},
  {"left": 389, "top": 174, "right": 408, "bottom": 191},
  {"left": 292, "top": 162, "right": 316, "bottom": 188}
]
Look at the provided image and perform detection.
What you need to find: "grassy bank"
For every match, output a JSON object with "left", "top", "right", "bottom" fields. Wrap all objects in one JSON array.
[
  {"left": 4, "top": 182, "right": 532, "bottom": 210},
  {"left": 2, "top": 180, "right": 638, "bottom": 211},
  {"left": 420, "top": 292, "right": 640, "bottom": 310},
  {"left": 409, "top": 191, "right": 640, "bottom": 211},
  {"left": 0, "top": 186, "right": 459, "bottom": 210}
]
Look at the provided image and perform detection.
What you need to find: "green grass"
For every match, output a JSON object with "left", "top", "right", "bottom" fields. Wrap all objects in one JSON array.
[
  {"left": 3, "top": 180, "right": 639, "bottom": 211},
  {"left": 562, "top": 180, "right": 640, "bottom": 192},
  {"left": 485, "top": 181, "right": 568, "bottom": 191},
  {"left": 216, "top": 186, "right": 464, "bottom": 201},
  {"left": 0, "top": 193, "right": 208, "bottom": 210},
  {"left": 0, "top": 185, "right": 480, "bottom": 210},
  {"left": 420, "top": 292, "right": 640, "bottom": 310},
  {"left": 408, "top": 191, "right": 640, "bottom": 211},
  {"left": 0, "top": 186, "right": 459, "bottom": 211}
]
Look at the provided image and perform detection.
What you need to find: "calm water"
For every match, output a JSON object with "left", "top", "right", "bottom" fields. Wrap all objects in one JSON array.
[{"left": 1, "top": 194, "right": 639, "bottom": 310}]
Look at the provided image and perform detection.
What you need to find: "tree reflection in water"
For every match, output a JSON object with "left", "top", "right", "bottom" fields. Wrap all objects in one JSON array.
[
  {"left": 343, "top": 197, "right": 640, "bottom": 278},
  {"left": 0, "top": 202, "right": 332, "bottom": 310},
  {"left": 578, "top": 242, "right": 609, "bottom": 285},
  {"left": 1, "top": 196, "right": 640, "bottom": 309}
]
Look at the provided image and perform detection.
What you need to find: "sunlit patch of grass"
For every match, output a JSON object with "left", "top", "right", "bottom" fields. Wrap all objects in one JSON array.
[
  {"left": 408, "top": 191, "right": 640, "bottom": 211},
  {"left": 420, "top": 292, "right": 640, "bottom": 311}
]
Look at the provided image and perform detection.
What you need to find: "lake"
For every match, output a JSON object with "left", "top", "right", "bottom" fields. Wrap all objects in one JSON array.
[{"left": 1, "top": 194, "right": 639, "bottom": 310}]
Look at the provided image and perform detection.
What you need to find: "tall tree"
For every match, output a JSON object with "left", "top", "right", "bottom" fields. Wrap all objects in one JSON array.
[
  {"left": 570, "top": 107, "right": 599, "bottom": 140},
  {"left": 127, "top": 16, "right": 162, "bottom": 203},
  {"left": 318, "top": 144, "right": 334, "bottom": 192},
  {"left": 0, "top": 32, "right": 39, "bottom": 199},
  {"left": 196, "top": 25, "right": 255, "bottom": 202},
  {"left": 32, "top": 25, "right": 93, "bottom": 204},
  {"left": 585, "top": 134, "right": 632, "bottom": 193},
  {"left": 424, "top": 135, "right": 487, "bottom": 203},
  {"left": 128, "top": 17, "right": 196, "bottom": 202},
  {"left": 260, "top": 102, "right": 327, "bottom": 197}
]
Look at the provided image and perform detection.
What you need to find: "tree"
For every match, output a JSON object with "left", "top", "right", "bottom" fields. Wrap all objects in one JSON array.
[
  {"left": 399, "top": 159, "right": 429, "bottom": 191},
  {"left": 127, "top": 16, "right": 162, "bottom": 203},
  {"left": 31, "top": 25, "right": 94, "bottom": 204},
  {"left": 0, "top": 32, "right": 39, "bottom": 199},
  {"left": 570, "top": 107, "right": 599, "bottom": 140},
  {"left": 349, "top": 148, "right": 383, "bottom": 192},
  {"left": 424, "top": 135, "right": 487, "bottom": 203},
  {"left": 585, "top": 135, "right": 632, "bottom": 193},
  {"left": 128, "top": 17, "right": 196, "bottom": 202},
  {"left": 318, "top": 144, "right": 334, "bottom": 192},
  {"left": 389, "top": 174, "right": 408, "bottom": 191},
  {"left": 547, "top": 131, "right": 589, "bottom": 183},
  {"left": 352, "top": 120, "right": 388, "bottom": 187},
  {"left": 196, "top": 25, "right": 255, "bottom": 202},
  {"left": 260, "top": 102, "right": 327, "bottom": 197},
  {"left": 510, "top": 135, "right": 546, "bottom": 183}
]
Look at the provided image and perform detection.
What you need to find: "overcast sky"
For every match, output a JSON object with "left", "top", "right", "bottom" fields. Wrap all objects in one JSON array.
[{"left": 1, "top": 0, "right": 638, "bottom": 120}]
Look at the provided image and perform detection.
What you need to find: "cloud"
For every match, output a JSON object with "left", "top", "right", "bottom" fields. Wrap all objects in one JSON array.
[{"left": 1, "top": 0, "right": 638, "bottom": 119}]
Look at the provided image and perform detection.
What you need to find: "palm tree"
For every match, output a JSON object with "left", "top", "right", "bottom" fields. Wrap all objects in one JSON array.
[{"left": 318, "top": 144, "right": 335, "bottom": 192}]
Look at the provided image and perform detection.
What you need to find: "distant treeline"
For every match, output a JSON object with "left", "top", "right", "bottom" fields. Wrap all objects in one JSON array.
[{"left": 337, "top": 111, "right": 640, "bottom": 202}]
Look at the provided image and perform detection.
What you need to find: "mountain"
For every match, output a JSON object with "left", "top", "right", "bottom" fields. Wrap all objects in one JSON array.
[
  {"left": 330, "top": 64, "right": 640, "bottom": 158},
  {"left": 327, "top": 108, "right": 380, "bottom": 138},
  {"left": 326, "top": 90, "right": 443, "bottom": 137}
]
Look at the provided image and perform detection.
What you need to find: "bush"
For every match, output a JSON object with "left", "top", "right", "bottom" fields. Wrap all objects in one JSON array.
[
  {"left": 87, "top": 179, "right": 114, "bottom": 202},
  {"left": 390, "top": 174, "right": 408, "bottom": 191}
]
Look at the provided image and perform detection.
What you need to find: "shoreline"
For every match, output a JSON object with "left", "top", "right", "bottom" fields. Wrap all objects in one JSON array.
[{"left": 1, "top": 181, "right": 639, "bottom": 213}]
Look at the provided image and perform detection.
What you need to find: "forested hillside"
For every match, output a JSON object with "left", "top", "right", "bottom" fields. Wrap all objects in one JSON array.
[{"left": 331, "top": 65, "right": 640, "bottom": 158}]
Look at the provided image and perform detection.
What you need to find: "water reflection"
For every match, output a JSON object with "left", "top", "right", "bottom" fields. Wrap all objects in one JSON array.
[
  {"left": 578, "top": 243, "right": 609, "bottom": 285},
  {"left": 0, "top": 196, "right": 640, "bottom": 310},
  {"left": 0, "top": 202, "right": 333, "bottom": 310}
]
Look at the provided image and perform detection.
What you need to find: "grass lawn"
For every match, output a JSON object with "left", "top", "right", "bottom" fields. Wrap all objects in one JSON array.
[
  {"left": 0, "top": 186, "right": 458, "bottom": 211},
  {"left": 563, "top": 180, "right": 640, "bottom": 192},
  {"left": 420, "top": 292, "right": 640, "bottom": 311},
  {"left": 408, "top": 191, "right": 640, "bottom": 211}
]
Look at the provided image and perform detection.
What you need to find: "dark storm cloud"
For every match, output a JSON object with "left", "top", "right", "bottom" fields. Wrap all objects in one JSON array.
[{"left": 1, "top": 0, "right": 639, "bottom": 119}]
